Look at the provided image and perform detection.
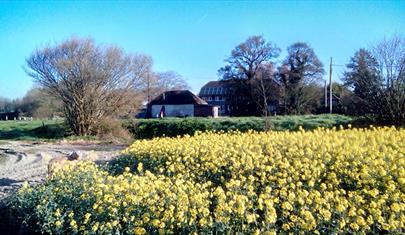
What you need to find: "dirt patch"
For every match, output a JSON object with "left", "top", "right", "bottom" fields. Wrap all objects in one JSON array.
[
  {"left": 0, "top": 140, "right": 127, "bottom": 200},
  {"left": 0, "top": 140, "right": 128, "bottom": 234}
]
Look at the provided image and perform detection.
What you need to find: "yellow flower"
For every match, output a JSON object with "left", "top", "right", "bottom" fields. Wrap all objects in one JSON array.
[
  {"left": 55, "top": 220, "right": 62, "bottom": 228},
  {"left": 134, "top": 227, "right": 146, "bottom": 235}
]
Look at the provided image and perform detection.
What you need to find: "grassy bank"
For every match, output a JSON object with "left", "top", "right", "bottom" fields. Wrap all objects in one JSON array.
[
  {"left": 0, "top": 120, "right": 69, "bottom": 140},
  {"left": 124, "top": 114, "right": 353, "bottom": 139},
  {"left": 0, "top": 115, "right": 354, "bottom": 141}
]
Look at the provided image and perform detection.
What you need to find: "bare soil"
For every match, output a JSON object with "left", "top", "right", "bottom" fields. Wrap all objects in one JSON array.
[
  {"left": 0, "top": 140, "right": 127, "bottom": 234},
  {"left": 0, "top": 140, "right": 127, "bottom": 199}
]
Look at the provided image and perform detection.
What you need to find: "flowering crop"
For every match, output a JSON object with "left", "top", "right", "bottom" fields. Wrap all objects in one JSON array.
[{"left": 12, "top": 126, "right": 405, "bottom": 234}]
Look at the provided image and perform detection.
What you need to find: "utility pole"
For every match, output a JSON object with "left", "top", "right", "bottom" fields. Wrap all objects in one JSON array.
[
  {"left": 147, "top": 73, "right": 151, "bottom": 103},
  {"left": 324, "top": 80, "right": 327, "bottom": 111},
  {"left": 329, "top": 57, "right": 333, "bottom": 114}
]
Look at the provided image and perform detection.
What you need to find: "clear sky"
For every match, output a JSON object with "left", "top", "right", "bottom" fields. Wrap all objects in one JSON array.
[{"left": 1, "top": 0, "right": 404, "bottom": 99}]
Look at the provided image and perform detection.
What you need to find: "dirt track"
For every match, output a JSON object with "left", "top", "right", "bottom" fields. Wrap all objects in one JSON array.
[{"left": 0, "top": 140, "right": 126, "bottom": 199}]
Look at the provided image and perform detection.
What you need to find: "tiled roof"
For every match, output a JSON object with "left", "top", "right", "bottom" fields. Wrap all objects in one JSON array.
[
  {"left": 199, "top": 80, "right": 233, "bottom": 96},
  {"left": 149, "top": 90, "right": 208, "bottom": 105}
]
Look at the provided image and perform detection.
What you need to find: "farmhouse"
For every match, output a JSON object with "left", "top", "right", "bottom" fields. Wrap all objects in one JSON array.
[{"left": 147, "top": 90, "right": 219, "bottom": 118}]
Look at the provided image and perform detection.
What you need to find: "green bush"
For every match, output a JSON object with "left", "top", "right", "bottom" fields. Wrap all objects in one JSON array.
[{"left": 124, "top": 115, "right": 353, "bottom": 139}]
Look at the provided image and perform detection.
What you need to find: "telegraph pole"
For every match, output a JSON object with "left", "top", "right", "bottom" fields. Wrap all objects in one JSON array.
[
  {"left": 147, "top": 73, "right": 151, "bottom": 103},
  {"left": 329, "top": 57, "right": 333, "bottom": 114},
  {"left": 324, "top": 80, "right": 327, "bottom": 111}
]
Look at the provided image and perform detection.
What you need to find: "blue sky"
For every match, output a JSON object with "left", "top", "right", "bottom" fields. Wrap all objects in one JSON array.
[{"left": 1, "top": 0, "right": 404, "bottom": 99}]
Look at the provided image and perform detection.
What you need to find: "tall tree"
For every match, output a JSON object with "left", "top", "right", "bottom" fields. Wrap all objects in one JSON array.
[
  {"left": 343, "top": 49, "right": 381, "bottom": 116},
  {"left": 343, "top": 36, "right": 405, "bottom": 124},
  {"left": 218, "top": 35, "right": 280, "bottom": 116},
  {"left": 250, "top": 63, "right": 280, "bottom": 127},
  {"left": 26, "top": 37, "right": 151, "bottom": 135},
  {"left": 141, "top": 71, "right": 189, "bottom": 103},
  {"left": 19, "top": 88, "right": 63, "bottom": 118},
  {"left": 278, "top": 42, "right": 324, "bottom": 114},
  {"left": 372, "top": 35, "right": 405, "bottom": 124}
]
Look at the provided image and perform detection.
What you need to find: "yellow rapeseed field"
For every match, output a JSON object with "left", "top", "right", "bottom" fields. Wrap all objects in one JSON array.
[{"left": 13, "top": 126, "right": 405, "bottom": 234}]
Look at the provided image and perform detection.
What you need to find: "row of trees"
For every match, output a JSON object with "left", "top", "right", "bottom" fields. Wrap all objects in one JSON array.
[
  {"left": 218, "top": 35, "right": 405, "bottom": 125},
  {"left": 7, "top": 35, "right": 403, "bottom": 136},
  {"left": 218, "top": 36, "right": 324, "bottom": 117},
  {"left": 343, "top": 36, "right": 405, "bottom": 124},
  {"left": 23, "top": 37, "right": 188, "bottom": 135},
  {"left": 0, "top": 88, "right": 62, "bottom": 118}
]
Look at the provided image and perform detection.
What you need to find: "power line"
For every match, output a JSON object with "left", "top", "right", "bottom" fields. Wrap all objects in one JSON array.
[
  {"left": 329, "top": 57, "right": 333, "bottom": 114},
  {"left": 332, "top": 63, "right": 404, "bottom": 68}
]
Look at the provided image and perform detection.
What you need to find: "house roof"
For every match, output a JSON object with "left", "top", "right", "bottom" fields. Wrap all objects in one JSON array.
[
  {"left": 199, "top": 80, "right": 234, "bottom": 96},
  {"left": 200, "top": 80, "right": 234, "bottom": 89},
  {"left": 149, "top": 90, "right": 208, "bottom": 105}
]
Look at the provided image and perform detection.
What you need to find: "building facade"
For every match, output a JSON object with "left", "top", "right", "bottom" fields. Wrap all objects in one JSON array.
[
  {"left": 199, "top": 80, "right": 280, "bottom": 116},
  {"left": 147, "top": 90, "right": 219, "bottom": 118},
  {"left": 198, "top": 81, "right": 232, "bottom": 116}
]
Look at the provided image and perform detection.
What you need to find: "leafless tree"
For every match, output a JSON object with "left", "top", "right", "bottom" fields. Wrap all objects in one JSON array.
[
  {"left": 155, "top": 71, "right": 189, "bottom": 92},
  {"left": 140, "top": 70, "right": 189, "bottom": 103},
  {"left": 218, "top": 35, "right": 280, "bottom": 81},
  {"left": 278, "top": 42, "right": 324, "bottom": 114},
  {"left": 25, "top": 37, "right": 152, "bottom": 135},
  {"left": 250, "top": 63, "right": 279, "bottom": 130},
  {"left": 218, "top": 35, "right": 281, "bottom": 116},
  {"left": 372, "top": 35, "right": 405, "bottom": 124},
  {"left": 20, "top": 87, "right": 63, "bottom": 119}
]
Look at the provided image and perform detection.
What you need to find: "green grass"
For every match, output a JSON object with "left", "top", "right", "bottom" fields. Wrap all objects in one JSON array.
[
  {"left": 0, "top": 115, "right": 354, "bottom": 141},
  {"left": 124, "top": 114, "right": 354, "bottom": 139},
  {"left": 0, "top": 120, "right": 70, "bottom": 140}
]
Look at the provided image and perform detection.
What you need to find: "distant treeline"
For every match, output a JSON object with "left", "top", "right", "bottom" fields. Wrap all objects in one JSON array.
[{"left": 217, "top": 35, "right": 405, "bottom": 125}]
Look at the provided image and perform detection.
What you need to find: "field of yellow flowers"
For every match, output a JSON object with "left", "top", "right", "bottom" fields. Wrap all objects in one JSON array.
[{"left": 12, "top": 126, "right": 405, "bottom": 234}]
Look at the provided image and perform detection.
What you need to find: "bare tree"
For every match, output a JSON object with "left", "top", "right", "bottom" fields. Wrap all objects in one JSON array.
[
  {"left": 250, "top": 63, "right": 280, "bottom": 129},
  {"left": 141, "top": 71, "right": 189, "bottom": 102},
  {"left": 218, "top": 35, "right": 281, "bottom": 116},
  {"left": 155, "top": 71, "right": 189, "bottom": 92},
  {"left": 372, "top": 35, "right": 405, "bottom": 124},
  {"left": 342, "top": 36, "right": 405, "bottom": 124},
  {"left": 278, "top": 42, "right": 324, "bottom": 114},
  {"left": 25, "top": 37, "right": 151, "bottom": 135},
  {"left": 19, "top": 87, "right": 63, "bottom": 119}
]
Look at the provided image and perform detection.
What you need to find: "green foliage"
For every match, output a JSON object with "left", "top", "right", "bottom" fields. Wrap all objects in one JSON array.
[{"left": 124, "top": 115, "right": 353, "bottom": 139}]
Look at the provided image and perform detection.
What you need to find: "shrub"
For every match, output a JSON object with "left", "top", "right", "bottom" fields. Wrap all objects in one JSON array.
[
  {"left": 95, "top": 118, "right": 133, "bottom": 143},
  {"left": 124, "top": 114, "right": 353, "bottom": 139}
]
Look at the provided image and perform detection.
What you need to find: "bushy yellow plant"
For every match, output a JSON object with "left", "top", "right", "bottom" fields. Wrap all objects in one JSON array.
[{"left": 12, "top": 127, "right": 405, "bottom": 234}]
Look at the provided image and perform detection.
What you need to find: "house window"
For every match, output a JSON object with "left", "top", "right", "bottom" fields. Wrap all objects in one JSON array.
[
  {"left": 208, "top": 97, "right": 212, "bottom": 101},
  {"left": 215, "top": 96, "right": 219, "bottom": 101}
]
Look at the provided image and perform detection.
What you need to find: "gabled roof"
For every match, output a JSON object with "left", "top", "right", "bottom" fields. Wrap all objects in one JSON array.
[{"left": 149, "top": 90, "right": 208, "bottom": 105}]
